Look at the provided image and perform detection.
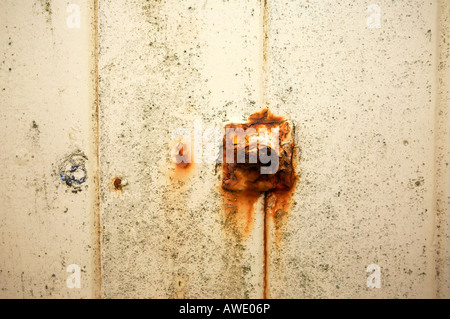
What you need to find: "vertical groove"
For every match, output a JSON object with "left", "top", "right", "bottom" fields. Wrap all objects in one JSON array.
[
  {"left": 92, "top": 0, "right": 102, "bottom": 299},
  {"left": 262, "top": 0, "right": 270, "bottom": 299},
  {"left": 263, "top": 193, "right": 269, "bottom": 299},
  {"left": 262, "top": 0, "right": 269, "bottom": 109},
  {"left": 433, "top": 0, "right": 449, "bottom": 299}
]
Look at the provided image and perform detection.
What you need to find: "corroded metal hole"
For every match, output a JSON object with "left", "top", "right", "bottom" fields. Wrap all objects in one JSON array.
[
  {"left": 222, "top": 109, "right": 295, "bottom": 193},
  {"left": 113, "top": 177, "right": 122, "bottom": 190},
  {"left": 220, "top": 109, "right": 297, "bottom": 239},
  {"left": 220, "top": 109, "right": 298, "bottom": 299},
  {"left": 111, "top": 176, "right": 127, "bottom": 193}
]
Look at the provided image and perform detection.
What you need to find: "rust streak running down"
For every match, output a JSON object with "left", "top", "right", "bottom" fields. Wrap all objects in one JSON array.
[{"left": 221, "top": 109, "right": 298, "bottom": 299}]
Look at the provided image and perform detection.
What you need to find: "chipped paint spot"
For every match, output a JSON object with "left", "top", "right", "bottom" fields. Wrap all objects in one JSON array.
[{"left": 59, "top": 153, "right": 88, "bottom": 193}]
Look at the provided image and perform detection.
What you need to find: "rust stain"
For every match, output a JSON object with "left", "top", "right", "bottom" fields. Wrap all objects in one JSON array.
[
  {"left": 221, "top": 189, "right": 261, "bottom": 238},
  {"left": 164, "top": 140, "right": 196, "bottom": 218},
  {"left": 171, "top": 140, "right": 196, "bottom": 180},
  {"left": 174, "top": 141, "right": 191, "bottom": 169},
  {"left": 222, "top": 109, "right": 295, "bottom": 194},
  {"left": 263, "top": 179, "right": 298, "bottom": 299},
  {"left": 165, "top": 108, "right": 297, "bottom": 299},
  {"left": 221, "top": 109, "right": 297, "bottom": 298},
  {"left": 261, "top": 0, "right": 272, "bottom": 298},
  {"left": 221, "top": 109, "right": 296, "bottom": 232},
  {"left": 111, "top": 176, "right": 126, "bottom": 193},
  {"left": 113, "top": 178, "right": 122, "bottom": 190},
  {"left": 265, "top": 178, "right": 298, "bottom": 246},
  {"left": 263, "top": 197, "right": 269, "bottom": 299}
]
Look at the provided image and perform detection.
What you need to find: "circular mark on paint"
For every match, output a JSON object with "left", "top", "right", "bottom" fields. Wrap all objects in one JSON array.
[{"left": 60, "top": 153, "right": 88, "bottom": 193}]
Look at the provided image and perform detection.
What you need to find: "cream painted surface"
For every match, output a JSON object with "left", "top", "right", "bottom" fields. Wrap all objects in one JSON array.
[
  {"left": 98, "top": 0, "right": 449, "bottom": 299},
  {"left": 98, "top": 0, "right": 266, "bottom": 298},
  {"left": 0, "top": 0, "right": 448, "bottom": 299},
  {"left": 0, "top": 1, "right": 99, "bottom": 298},
  {"left": 436, "top": 0, "right": 450, "bottom": 298},
  {"left": 265, "top": 0, "right": 449, "bottom": 299}
]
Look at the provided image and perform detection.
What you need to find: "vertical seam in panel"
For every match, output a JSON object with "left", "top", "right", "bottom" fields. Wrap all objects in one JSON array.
[
  {"left": 263, "top": 193, "right": 269, "bottom": 299},
  {"left": 93, "top": 0, "right": 102, "bottom": 299},
  {"left": 433, "top": 0, "right": 449, "bottom": 299},
  {"left": 262, "top": 0, "right": 270, "bottom": 299},
  {"left": 262, "top": 0, "right": 269, "bottom": 110}
]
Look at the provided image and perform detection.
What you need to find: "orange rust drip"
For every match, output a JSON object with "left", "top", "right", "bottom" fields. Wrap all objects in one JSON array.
[
  {"left": 221, "top": 109, "right": 295, "bottom": 233},
  {"left": 263, "top": 194, "right": 269, "bottom": 299},
  {"left": 222, "top": 189, "right": 261, "bottom": 239},
  {"left": 263, "top": 189, "right": 296, "bottom": 299},
  {"left": 221, "top": 109, "right": 298, "bottom": 299},
  {"left": 266, "top": 188, "right": 296, "bottom": 245},
  {"left": 166, "top": 109, "right": 297, "bottom": 298},
  {"left": 174, "top": 162, "right": 195, "bottom": 179}
]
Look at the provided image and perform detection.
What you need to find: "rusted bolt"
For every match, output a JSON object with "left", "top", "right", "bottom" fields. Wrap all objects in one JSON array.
[
  {"left": 222, "top": 108, "right": 295, "bottom": 193},
  {"left": 220, "top": 108, "right": 298, "bottom": 242},
  {"left": 221, "top": 109, "right": 298, "bottom": 300},
  {"left": 113, "top": 177, "right": 122, "bottom": 190},
  {"left": 111, "top": 176, "right": 127, "bottom": 192}
]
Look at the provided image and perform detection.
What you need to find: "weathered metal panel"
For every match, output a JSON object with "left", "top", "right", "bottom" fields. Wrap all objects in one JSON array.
[
  {"left": 98, "top": 0, "right": 449, "bottom": 299},
  {"left": 264, "top": 0, "right": 450, "bottom": 298},
  {"left": 0, "top": 1, "right": 99, "bottom": 298},
  {"left": 0, "top": 0, "right": 448, "bottom": 299},
  {"left": 98, "top": 0, "right": 266, "bottom": 298}
]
